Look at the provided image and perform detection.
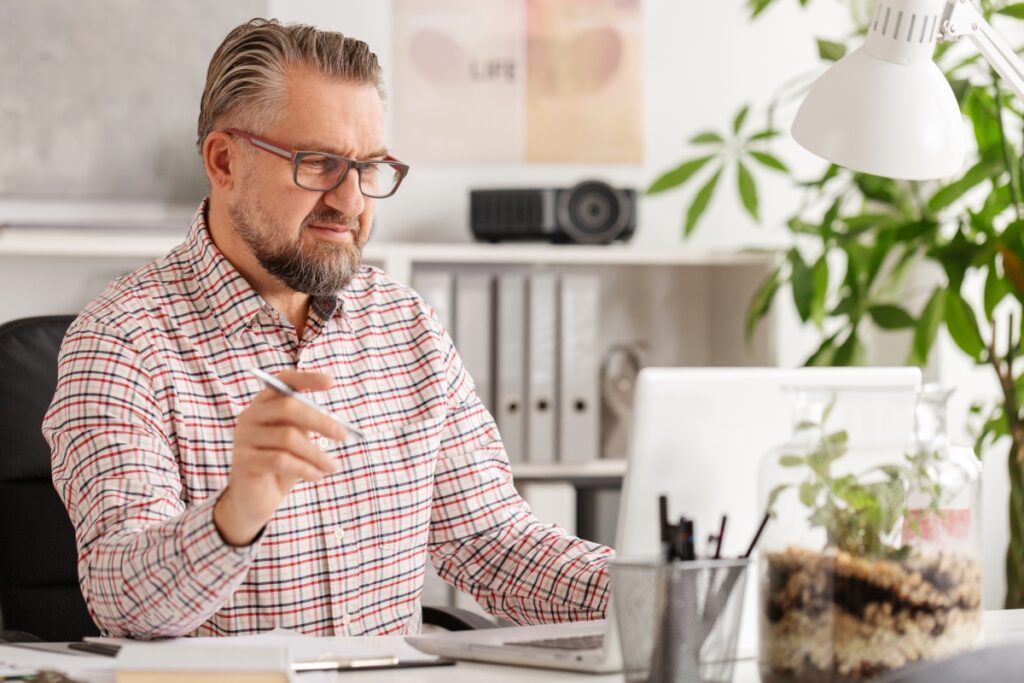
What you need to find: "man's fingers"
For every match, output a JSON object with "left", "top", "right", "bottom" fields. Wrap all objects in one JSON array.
[
  {"left": 245, "top": 396, "right": 348, "bottom": 441},
  {"left": 250, "top": 370, "right": 334, "bottom": 406},
  {"left": 267, "top": 370, "right": 334, "bottom": 393},
  {"left": 244, "top": 424, "right": 336, "bottom": 474},
  {"left": 253, "top": 448, "right": 327, "bottom": 483}
]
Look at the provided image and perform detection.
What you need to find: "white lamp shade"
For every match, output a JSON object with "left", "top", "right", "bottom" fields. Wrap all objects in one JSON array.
[{"left": 792, "top": 46, "right": 965, "bottom": 181}]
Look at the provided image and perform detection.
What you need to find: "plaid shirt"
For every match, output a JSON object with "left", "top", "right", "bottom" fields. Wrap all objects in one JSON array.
[{"left": 42, "top": 200, "right": 611, "bottom": 638}]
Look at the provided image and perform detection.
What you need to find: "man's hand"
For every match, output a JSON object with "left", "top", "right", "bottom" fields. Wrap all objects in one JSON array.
[{"left": 214, "top": 370, "right": 347, "bottom": 546}]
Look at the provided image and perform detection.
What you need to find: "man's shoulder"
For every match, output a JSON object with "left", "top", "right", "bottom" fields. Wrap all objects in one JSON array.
[
  {"left": 346, "top": 265, "right": 432, "bottom": 315},
  {"left": 71, "top": 246, "right": 192, "bottom": 338}
]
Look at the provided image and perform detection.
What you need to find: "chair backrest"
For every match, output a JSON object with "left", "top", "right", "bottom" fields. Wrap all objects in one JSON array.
[{"left": 0, "top": 315, "right": 99, "bottom": 641}]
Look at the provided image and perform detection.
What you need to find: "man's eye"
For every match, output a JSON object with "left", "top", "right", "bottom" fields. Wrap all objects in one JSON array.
[{"left": 300, "top": 156, "right": 338, "bottom": 172}]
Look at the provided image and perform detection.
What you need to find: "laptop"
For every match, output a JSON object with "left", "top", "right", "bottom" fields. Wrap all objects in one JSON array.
[{"left": 406, "top": 367, "right": 921, "bottom": 672}]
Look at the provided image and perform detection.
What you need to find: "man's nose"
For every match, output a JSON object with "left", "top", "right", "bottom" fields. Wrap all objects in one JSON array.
[{"left": 323, "top": 169, "right": 365, "bottom": 216}]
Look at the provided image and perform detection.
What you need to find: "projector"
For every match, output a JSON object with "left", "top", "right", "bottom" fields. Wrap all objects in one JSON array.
[{"left": 470, "top": 180, "right": 636, "bottom": 245}]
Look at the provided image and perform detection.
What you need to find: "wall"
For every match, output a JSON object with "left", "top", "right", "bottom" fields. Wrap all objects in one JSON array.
[
  {"left": 1, "top": 0, "right": 849, "bottom": 249},
  {"left": 265, "top": 0, "right": 850, "bottom": 250}
]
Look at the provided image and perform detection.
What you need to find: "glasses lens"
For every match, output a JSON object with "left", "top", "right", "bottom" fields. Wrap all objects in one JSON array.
[
  {"left": 360, "top": 161, "right": 403, "bottom": 198},
  {"left": 295, "top": 154, "right": 346, "bottom": 191}
]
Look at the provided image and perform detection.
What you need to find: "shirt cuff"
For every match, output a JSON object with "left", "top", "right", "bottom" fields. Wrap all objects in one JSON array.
[{"left": 180, "top": 496, "right": 262, "bottom": 578}]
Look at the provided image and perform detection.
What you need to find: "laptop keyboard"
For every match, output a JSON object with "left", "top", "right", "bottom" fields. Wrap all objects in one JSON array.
[{"left": 504, "top": 634, "right": 604, "bottom": 651}]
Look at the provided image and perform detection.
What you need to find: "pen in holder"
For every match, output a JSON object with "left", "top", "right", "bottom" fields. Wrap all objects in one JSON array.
[
  {"left": 612, "top": 498, "right": 765, "bottom": 683},
  {"left": 613, "top": 557, "right": 751, "bottom": 683}
]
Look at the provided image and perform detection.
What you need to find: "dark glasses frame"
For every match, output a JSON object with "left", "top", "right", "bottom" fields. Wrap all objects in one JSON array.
[{"left": 223, "top": 128, "right": 410, "bottom": 198}]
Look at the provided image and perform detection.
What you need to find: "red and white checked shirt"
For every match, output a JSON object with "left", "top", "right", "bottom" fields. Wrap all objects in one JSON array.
[{"left": 43, "top": 200, "right": 611, "bottom": 638}]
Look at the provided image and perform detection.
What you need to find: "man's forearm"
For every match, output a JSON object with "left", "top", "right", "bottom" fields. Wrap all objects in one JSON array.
[
  {"left": 81, "top": 497, "right": 258, "bottom": 637},
  {"left": 432, "top": 510, "right": 612, "bottom": 625}
]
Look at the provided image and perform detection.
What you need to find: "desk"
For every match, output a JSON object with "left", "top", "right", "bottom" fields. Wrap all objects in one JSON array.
[{"left": 3, "top": 611, "right": 1023, "bottom": 682}]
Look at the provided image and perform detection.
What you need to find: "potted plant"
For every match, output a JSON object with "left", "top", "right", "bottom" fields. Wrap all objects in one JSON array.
[
  {"left": 649, "top": 0, "right": 1024, "bottom": 607},
  {"left": 759, "top": 388, "right": 982, "bottom": 681}
]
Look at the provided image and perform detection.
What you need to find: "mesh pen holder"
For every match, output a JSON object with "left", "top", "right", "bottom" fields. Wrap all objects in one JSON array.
[{"left": 613, "top": 558, "right": 751, "bottom": 683}]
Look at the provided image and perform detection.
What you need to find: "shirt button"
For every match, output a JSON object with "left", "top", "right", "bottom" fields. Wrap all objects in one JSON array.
[
  {"left": 341, "top": 613, "right": 352, "bottom": 627},
  {"left": 318, "top": 436, "right": 330, "bottom": 450},
  {"left": 334, "top": 527, "right": 346, "bottom": 542}
]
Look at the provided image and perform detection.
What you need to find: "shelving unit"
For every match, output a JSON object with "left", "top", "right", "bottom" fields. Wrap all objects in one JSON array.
[
  {"left": 0, "top": 222, "right": 784, "bottom": 614},
  {"left": 0, "top": 225, "right": 781, "bottom": 482}
]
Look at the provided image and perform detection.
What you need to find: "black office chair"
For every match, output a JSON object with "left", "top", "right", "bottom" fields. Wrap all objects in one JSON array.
[
  {"left": 0, "top": 315, "right": 488, "bottom": 642},
  {"left": 0, "top": 315, "right": 97, "bottom": 642}
]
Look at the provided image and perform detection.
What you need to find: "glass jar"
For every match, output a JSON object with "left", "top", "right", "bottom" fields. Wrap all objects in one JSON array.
[{"left": 757, "top": 382, "right": 982, "bottom": 683}]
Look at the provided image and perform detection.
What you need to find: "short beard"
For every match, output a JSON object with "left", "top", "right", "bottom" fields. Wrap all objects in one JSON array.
[{"left": 229, "top": 190, "right": 365, "bottom": 298}]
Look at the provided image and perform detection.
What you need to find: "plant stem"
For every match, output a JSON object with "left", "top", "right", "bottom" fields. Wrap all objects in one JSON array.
[
  {"left": 992, "top": 313, "right": 1024, "bottom": 608},
  {"left": 992, "top": 76, "right": 1024, "bottom": 222}
]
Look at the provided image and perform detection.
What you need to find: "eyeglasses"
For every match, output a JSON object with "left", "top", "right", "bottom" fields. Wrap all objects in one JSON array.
[{"left": 223, "top": 128, "right": 410, "bottom": 198}]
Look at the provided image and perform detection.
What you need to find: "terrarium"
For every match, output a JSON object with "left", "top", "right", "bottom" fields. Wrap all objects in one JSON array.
[{"left": 758, "top": 382, "right": 982, "bottom": 683}]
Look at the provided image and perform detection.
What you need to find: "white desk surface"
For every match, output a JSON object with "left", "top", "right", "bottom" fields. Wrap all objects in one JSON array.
[{"left": 2, "top": 610, "right": 1022, "bottom": 683}]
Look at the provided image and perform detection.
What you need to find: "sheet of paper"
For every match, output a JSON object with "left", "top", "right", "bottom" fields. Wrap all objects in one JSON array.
[
  {"left": 0, "top": 645, "right": 116, "bottom": 682},
  {"left": 87, "top": 629, "right": 438, "bottom": 663}
]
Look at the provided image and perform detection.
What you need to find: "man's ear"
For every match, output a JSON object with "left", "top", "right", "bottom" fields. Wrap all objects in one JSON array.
[{"left": 203, "top": 132, "right": 237, "bottom": 191}]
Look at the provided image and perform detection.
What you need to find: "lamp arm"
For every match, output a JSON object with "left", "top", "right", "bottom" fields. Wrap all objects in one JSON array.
[{"left": 941, "top": 0, "right": 1024, "bottom": 103}]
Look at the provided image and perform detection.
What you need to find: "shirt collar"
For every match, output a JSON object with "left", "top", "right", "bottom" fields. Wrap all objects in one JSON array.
[
  {"left": 182, "top": 199, "right": 348, "bottom": 338},
  {"left": 181, "top": 199, "right": 268, "bottom": 339}
]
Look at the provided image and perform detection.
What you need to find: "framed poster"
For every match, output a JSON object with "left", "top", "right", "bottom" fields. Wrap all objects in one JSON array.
[{"left": 393, "top": 0, "right": 642, "bottom": 164}]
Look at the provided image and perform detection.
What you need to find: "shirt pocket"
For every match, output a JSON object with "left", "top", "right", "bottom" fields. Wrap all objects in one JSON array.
[{"left": 361, "top": 415, "right": 443, "bottom": 549}]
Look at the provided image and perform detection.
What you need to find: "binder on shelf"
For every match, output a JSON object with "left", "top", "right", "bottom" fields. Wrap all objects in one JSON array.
[
  {"left": 558, "top": 274, "right": 601, "bottom": 463},
  {"left": 411, "top": 270, "right": 455, "bottom": 333},
  {"left": 495, "top": 273, "right": 527, "bottom": 463},
  {"left": 518, "top": 482, "right": 577, "bottom": 536},
  {"left": 455, "top": 273, "right": 495, "bottom": 411},
  {"left": 527, "top": 272, "right": 558, "bottom": 464}
]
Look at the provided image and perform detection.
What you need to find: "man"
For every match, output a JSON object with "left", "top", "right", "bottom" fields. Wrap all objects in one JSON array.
[{"left": 42, "top": 18, "right": 611, "bottom": 638}]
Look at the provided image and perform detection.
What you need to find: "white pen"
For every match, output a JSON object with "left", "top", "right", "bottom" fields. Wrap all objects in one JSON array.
[
  {"left": 250, "top": 367, "right": 365, "bottom": 441},
  {"left": 292, "top": 655, "right": 399, "bottom": 672}
]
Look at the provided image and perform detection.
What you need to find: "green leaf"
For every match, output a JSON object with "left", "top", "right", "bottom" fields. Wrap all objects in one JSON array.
[
  {"left": 978, "top": 183, "right": 1012, "bottom": 224},
  {"left": 749, "top": 0, "right": 773, "bottom": 18},
  {"left": 749, "top": 150, "right": 789, "bottom": 173},
  {"left": 854, "top": 174, "right": 901, "bottom": 206},
  {"left": 832, "top": 330, "right": 864, "bottom": 366},
  {"left": 893, "top": 219, "right": 937, "bottom": 241},
  {"left": 789, "top": 248, "right": 814, "bottom": 322},
  {"left": 685, "top": 167, "right": 723, "bottom": 236},
  {"left": 810, "top": 255, "right": 829, "bottom": 327},
  {"left": 868, "top": 304, "right": 915, "bottom": 330},
  {"left": 816, "top": 38, "right": 847, "bottom": 62},
  {"left": 997, "top": 3, "right": 1024, "bottom": 19},
  {"left": 733, "top": 105, "right": 750, "bottom": 135},
  {"left": 746, "top": 269, "right": 782, "bottom": 341},
  {"left": 647, "top": 156, "right": 715, "bottom": 195},
  {"left": 949, "top": 78, "right": 972, "bottom": 104},
  {"left": 689, "top": 131, "right": 724, "bottom": 146},
  {"left": 909, "top": 289, "right": 947, "bottom": 366},
  {"left": 963, "top": 87, "right": 1001, "bottom": 154},
  {"left": 831, "top": 295, "right": 856, "bottom": 317},
  {"left": 944, "top": 290, "right": 986, "bottom": 361},
  {"left": 799, "top": 481, "right": 821, "bottom": 507},
  {"left": 805, "top": 331, "right": 840, "bottom": 367},
  {"left": 929, "top": 229, "right": 978, "bottom": 292},
  {"left": 984, "top": 264, "right": 1011, "bottom": 320},
  {"left": 766, "top": 483, "right": 788, "bottom": 515},
  {"left": 748, "top": 129, "right": 779, "bottom": 142},
  {"left": 737, "top": 160, "right": 759, "bottom": 221},
  {"left": 787, "top": 217, "right": 819, "bottom": 235},
  {"left": 927, "top": 157, "right": 1001, "bottom": 213},
  {"left": 779, "top": 455, "right": 805, "bottom": 467}
]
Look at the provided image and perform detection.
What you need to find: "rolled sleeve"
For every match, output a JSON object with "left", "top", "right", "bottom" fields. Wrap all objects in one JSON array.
[
  {"left": 43, "top": 317, "right": 258, "bottom": 638},
  {"left": 426, "top": 324, "right": 612, "bottom": 624}
]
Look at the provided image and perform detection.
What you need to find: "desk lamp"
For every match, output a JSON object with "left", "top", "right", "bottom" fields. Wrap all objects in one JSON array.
[{"left": 792, "top": 0, "right": 1024, "bottom": 180}]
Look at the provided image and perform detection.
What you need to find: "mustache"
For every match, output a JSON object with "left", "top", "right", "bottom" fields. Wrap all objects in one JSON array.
[{"left": 302, "top": 210, "right": 359, "bottom": 230}]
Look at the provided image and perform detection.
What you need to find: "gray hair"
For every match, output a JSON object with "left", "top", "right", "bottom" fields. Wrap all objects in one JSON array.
[{"left": 196, "top": 18, "right": 384, "bottom": 151}]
